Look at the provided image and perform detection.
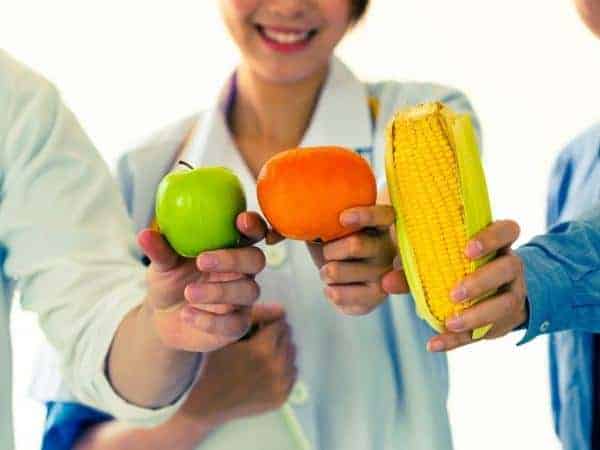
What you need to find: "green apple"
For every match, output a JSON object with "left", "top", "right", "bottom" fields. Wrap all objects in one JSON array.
[{"left": 155, "top": 165, "right": 246, "bottom": 257}]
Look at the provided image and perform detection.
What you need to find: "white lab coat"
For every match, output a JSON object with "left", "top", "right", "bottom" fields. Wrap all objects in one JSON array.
[
  {"left": 34, "top": 57, "right": 481, "bottom": 450},
  {"left": 0, "top": 50, "right": 185, "bottom": 450}
]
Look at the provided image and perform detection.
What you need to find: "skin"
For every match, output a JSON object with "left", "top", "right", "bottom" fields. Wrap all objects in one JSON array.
[
  {"left": 109, "top": 212, "right": 267, "bottom": 407},
  {"left": 575, "top": 0, "right": 600, "bottom": 38},
  {"left": 77, "top": 305, "right": 297, "bottom": 450},
  {"left": 222, "top": 0, "right": 395, "bottom": 315},
  {"left": 383, "top": 0, "right": 600, "bottom": 353},
  {"left": 77, "top": 0, "right": 387, "bottom": 448}
]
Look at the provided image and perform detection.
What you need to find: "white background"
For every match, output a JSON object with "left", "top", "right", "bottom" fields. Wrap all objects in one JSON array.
[{"left": 3, "top": 1, "right": 600, "bottom": 449}]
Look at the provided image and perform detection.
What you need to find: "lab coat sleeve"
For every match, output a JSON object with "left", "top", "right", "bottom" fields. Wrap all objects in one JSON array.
[
  {"left": 0, "top": 54, "right": 187, "bottom": 425},
  {"left": 375, "top": 83, "right": 482, "bottom": 189}
]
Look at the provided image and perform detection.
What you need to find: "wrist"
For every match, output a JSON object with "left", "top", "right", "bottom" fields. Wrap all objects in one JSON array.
[
  {"left": 139, "top": 297, "right": 182, "bottom": 354},
  {"left": 165, "top": 410, "right": 224, "bottom": 449},
  {"left": 135, "top": 299, "right": 202, "bottom": 402}
]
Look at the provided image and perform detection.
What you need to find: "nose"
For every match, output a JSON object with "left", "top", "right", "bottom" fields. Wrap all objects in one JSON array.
[{"left": 265, "top": 0, "right": 311, "bottom": 20}]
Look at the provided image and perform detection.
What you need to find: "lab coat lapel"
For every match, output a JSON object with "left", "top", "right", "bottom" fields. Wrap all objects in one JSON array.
[
  {"left": 301, "top": 57, "right": 372, "bottom": 150},
  {"left": 182, "top": 85, "right": 260, "bottom": 213},
  {"left": 125, "top": 57, "right": 373, "bottom": 232}
]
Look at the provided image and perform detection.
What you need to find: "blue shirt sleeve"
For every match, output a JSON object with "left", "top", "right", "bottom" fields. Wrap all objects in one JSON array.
[
  {"left": 42, "top": 402, "right": 113, "bottom": 450},
  {"left": 517, "top": 126, "right": 600, "bottom": 344}
]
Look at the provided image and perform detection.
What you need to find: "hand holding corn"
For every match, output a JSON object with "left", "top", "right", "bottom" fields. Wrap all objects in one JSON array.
[
  {"left": 382, "top": 217, "right": 528, "bottom": 351},
  {"left": 426, "top": 219, "right": 528, "bottom": 351}
]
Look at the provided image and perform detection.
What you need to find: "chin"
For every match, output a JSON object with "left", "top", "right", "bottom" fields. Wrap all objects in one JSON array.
[{"left": 254, "top": 60, "right": 330, "bottom": 85}]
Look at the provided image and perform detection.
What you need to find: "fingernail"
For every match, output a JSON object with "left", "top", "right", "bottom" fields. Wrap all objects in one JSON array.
[
  {"left": 198, "top": 254, "right": 218, "bottom": 270},
  {"left": 428, "top": 339, "right": 445, "bottom": 352},
  {"left": 446, "top": 315, "right": 465, "bottom": 332},
  {"left": 340, "top": 212, "right": 359, "bottom": 226},
  {"left": 451, "top": 284, "right": 468, "bottom": 302},
  {"left": 241, "top": 213, "right": 250, "bottom": 231},
  {"left": 465, "top": 240, "right": 484, "bottom": 259}
]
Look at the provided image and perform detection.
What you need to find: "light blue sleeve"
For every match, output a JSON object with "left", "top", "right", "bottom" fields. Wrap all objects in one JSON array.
[
  {"left": 517, "top": 128, "right": 600, "bottom": 343},
  {"left": 517, "top": 207, "right": 600, "bottom": 342}
]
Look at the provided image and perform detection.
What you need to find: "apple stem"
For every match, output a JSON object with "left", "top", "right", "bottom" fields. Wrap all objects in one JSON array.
[{"left": 178, "top": 160, "right": 195, "bottom": 170}]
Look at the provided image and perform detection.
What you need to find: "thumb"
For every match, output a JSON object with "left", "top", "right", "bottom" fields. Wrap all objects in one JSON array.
[
  {"left": 251, "top": 303, "right": 285, "bottom": 325},
  {"left": 381, "top": 268, "right": 410, "bottom": 294},
  {"left": 138, "top": 229, "right": 180, "bottom": 272}
]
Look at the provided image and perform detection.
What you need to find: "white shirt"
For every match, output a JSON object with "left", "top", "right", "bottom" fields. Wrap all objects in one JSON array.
[
  {"left": 0, "top": 50, "right": 185, "bottom": 450},
  {"left": 35, "top": 57, "right": 481, "bottom": 450}
]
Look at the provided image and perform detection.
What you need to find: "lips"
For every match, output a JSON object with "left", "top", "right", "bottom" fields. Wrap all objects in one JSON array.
[{"left": 255, "top": 24, "right": 318, "bottom": 53}]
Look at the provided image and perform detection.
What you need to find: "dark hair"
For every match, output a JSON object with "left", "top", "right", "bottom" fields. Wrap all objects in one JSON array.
[{"left": 351, "top": 0, "right": 369, "bottom": 22}]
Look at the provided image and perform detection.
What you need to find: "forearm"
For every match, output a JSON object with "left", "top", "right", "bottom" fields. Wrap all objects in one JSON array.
[
  {"left": 517, "top": 209, "right": 600, "bottom": 343},
  {"left": 108, "top": 301, "right": 201, "bottom": 408},
  {"left": 74, "top": 416, "right": 216, "bottom": 450}
]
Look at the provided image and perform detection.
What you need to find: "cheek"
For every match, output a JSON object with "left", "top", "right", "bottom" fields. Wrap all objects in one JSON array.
[
  {"left": 320, "top": 0, "right": 352, "bottom": 27},
  {"left": 220, "top": 0, "right": 258, "bottom": 47},
  {"left": 223, "top": 0, "right": 258, "bottom": 15},
  {"left": 318, "top": 0, "right": 352, "bottom": 45}
]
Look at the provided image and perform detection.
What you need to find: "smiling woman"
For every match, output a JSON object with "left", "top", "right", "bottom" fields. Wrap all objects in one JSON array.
[{"left": 218, "top": 0, "right": 355, "bottom": 83}]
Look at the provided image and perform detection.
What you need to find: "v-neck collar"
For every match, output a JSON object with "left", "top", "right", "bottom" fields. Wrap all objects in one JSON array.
[{"left": 180, "top": 56, "right": 373, "bottom": 212}]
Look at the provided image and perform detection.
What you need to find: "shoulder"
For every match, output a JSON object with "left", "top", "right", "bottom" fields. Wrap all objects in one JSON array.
[
  {"left": 366, "top": 80, "right": 476, "bottom": 114},
  {"left": 115, "top": 112, "right": 204, "bottom": 174},
  {"left": 123, "top": 113, "right": 204, "bottom": 161},
  {"left": 0, "top": 50, "right": 61, "bottom": 146},
  {"left": 547, "top": 123, "right": 600, "bottom": 226},
  {"left": 0, "top": 50, "right": 60, "bottom": 118},
  {"left": 551, "top": 122, "right": 600, "bottom": 185},
  {"left": 557, "top": 122, "right": 600, "bottom": 167},
  {"left": 366, "top": 80, "right": 479, "bottom": 135}
]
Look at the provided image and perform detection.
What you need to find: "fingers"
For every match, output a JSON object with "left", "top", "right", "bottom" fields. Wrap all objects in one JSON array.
[
  {"left": 251, "top": 304, "right": 286, "bottom": 325},
  {"left": 197, "top": 247, "right": 266, "bottom": 275},
  {"left": 237, "top": 212, "right": 268, "bottom": 245},
  {"left": 427, "top": 331, "right": 473, "bottom": 352},
  {"left": 320, "top": 261, "right": 390, "bottom": 284},
  {"left": 465, "top": 219, "right": 521, "bottom": 259},
  {"left": 339, "top": 205, "right": 396, "bottom": 230},
  {"left": 451, "top": 253, "right": 524, "bottom": 303},
  {"left": 323, "top": 232, "right": 387, "bottom": 261},
  {"left": 381, "top": 269, "right": 409, "bottom": 294},
  {"left": 254, "top": 318, "right": 290, "bottom": 354},
  {"left": 445, "top": 290, "right": 527, "bottom": 333},
  {"left": 138, "top": 229, "right": 179, "bottom": 272},
  {"left": 185, "top": 278, "right": 260, "bottom": 307},
  {"left": 180, "top": 305, "right": 252, "bottom": 338},
  {"left": 428, "top": 312, "right": 524, "bottom": 353},
  {"left": 324, "top": 282, "right": 386, "bottom": 315}
]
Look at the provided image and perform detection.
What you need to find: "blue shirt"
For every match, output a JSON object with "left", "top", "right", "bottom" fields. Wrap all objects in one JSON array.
[{"left": 516, "top": 123, "right": 600, "bottom": 450}]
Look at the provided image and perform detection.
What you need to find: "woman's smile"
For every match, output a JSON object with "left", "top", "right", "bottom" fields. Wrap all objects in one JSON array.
[{"left": 255, "top": 24, "right": 318, "bottom": 53}]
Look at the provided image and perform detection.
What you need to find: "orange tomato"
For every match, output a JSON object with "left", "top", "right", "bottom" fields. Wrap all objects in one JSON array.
[{"left": 257, "top": 146, "right": 377, "bottom": 242}]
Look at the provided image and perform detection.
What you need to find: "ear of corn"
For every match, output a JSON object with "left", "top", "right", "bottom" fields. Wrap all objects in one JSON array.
[{"left": 385, "top": 102, "right": 494, "bottom": 338}]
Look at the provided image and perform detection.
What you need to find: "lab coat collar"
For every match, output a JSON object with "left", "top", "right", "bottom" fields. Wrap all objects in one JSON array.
[
  {"left": 185, "top": 56, "right": 373, "bottom": 171},
  {"left": 127, "top": 57, "right": 373, "bottom": 226}
]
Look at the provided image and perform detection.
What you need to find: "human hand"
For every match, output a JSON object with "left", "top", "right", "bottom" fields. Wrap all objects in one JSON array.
[{"left": 141, "top": 212, "right": 267, "bottom": 352}]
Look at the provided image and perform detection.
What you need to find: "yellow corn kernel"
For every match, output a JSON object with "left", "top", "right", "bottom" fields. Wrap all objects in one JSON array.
[{"left": 385, "top": 102, "right": 494, "bottom": 335}]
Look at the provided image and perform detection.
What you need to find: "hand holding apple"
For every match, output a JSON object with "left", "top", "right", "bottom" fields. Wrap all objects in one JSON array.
[
  {"left": 143, "top": 164, "right": 268, "bottom": 352},
  {"left": 140, "top": 211, "right": 267, "bottom": 352}
]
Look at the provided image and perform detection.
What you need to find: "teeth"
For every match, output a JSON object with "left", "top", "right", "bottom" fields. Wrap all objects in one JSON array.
[{"left": 262, "top": 28, "right": 310, "bottom": 44}]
